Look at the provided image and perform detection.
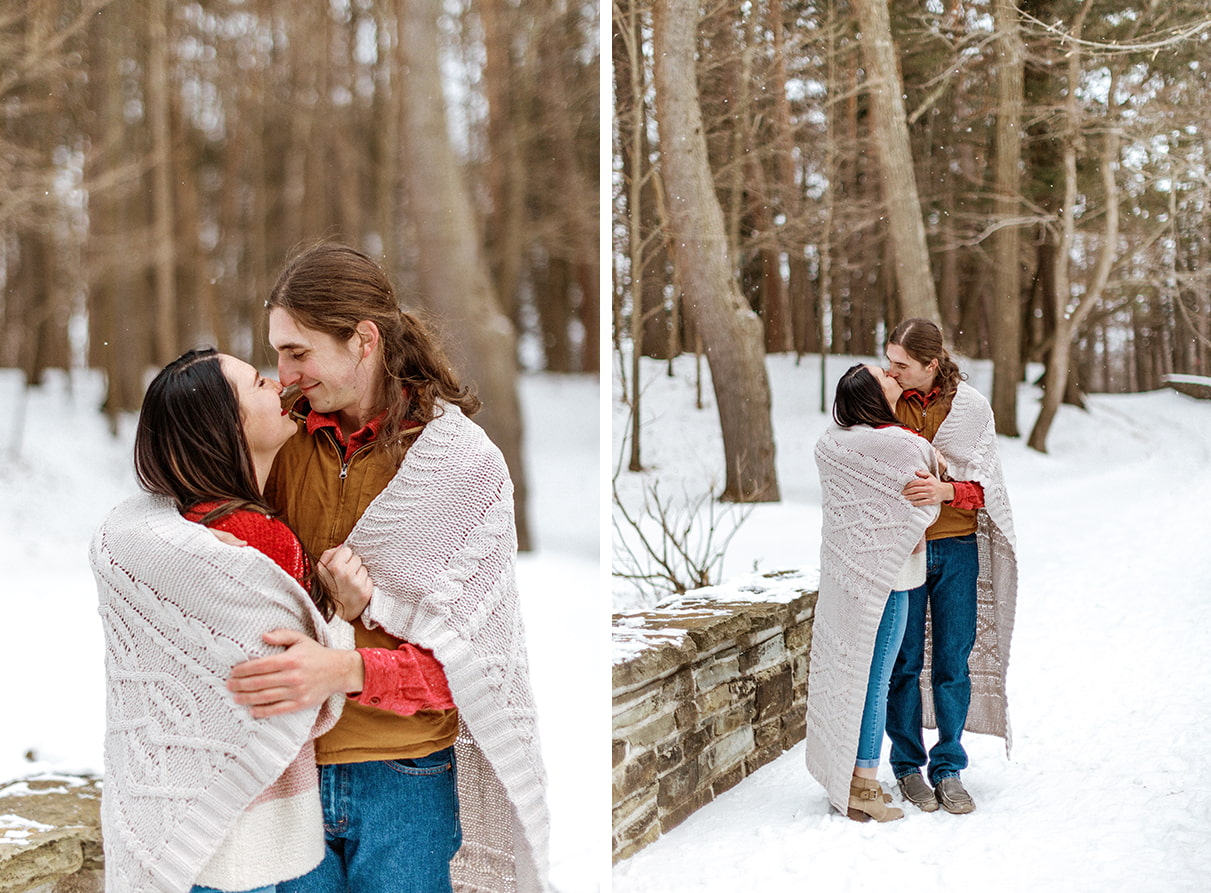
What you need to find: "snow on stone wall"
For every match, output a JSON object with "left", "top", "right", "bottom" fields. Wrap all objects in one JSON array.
[{"left": 611, "top": 571, "right": 818, "bottom": 861}]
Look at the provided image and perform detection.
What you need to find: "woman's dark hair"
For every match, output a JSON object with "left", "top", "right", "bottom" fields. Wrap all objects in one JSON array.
[
  {"left": 832, "top": 364, "right": 904, "bottom": 429},
  {"left": 134, "top": 347, "right": 337, "bottom": 620},
  {"left": 267, "top": 241, "right": 481, "bottom": 464},
  {"left": 888, "top": 317, "right": 965, "bottom": 402}
]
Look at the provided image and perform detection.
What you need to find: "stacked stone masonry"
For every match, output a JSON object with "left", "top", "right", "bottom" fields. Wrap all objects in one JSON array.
[
  {"left": 0, "top": 776, "right": 102, "bottom": 893},
  {"left": 612, "top": 571, "right": 818, "bottom": 861}
]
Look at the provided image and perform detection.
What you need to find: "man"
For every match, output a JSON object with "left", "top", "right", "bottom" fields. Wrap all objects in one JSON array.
[
  {"left": 225, "top": 242, "right": 550, "bottom": 893},
  {"left": 883, "top": 318, "right": 1018, "bottom": 815}
]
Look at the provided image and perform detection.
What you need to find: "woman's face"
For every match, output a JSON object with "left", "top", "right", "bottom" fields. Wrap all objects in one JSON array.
[
  {"left": 219, "top": 355, "right": 296, "bottom": 458},
  {"left": 866, "top": 364, "right": 903, "bottom": 410}
]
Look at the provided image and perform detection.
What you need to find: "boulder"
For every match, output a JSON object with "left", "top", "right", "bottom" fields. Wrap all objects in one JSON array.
[{"left": 0, "top": 776, "right": 102, "bottom": 893}]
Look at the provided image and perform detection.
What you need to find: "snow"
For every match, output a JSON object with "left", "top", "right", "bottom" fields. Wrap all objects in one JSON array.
[
  {"left": 612, "top": 353, "right": 1211, "bottom": 892},
  {"left": 0, "top": 368, "right": 607, "bottom": 891}
]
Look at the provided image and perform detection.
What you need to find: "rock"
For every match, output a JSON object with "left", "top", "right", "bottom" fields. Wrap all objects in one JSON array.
[
  {"left": 0, "top": 775, "right": 102, "bottom": 893},
  {"left": 1163, "top": 374, "right": 1211, "bottom": 399}
]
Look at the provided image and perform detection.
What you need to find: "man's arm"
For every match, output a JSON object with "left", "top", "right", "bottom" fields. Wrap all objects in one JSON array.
[
  {"left": 228, "top": 631, "right": 365, "bottom": 719},
  {"left": 228, "top": 635, "right": 455, "bottom": 718},
  {"left": 902, "top": 469, "right": 985, "bottom": 508}
]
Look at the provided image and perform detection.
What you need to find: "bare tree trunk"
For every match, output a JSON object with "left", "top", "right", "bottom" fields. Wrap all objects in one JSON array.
[
  {"left": 87, "top": 2, "right": 150, "bottom": 422},
  {"left": 653, "top": 0, "right": 779, "bottom": 502},
  {"left": 849, "top": 0, "right": 942, "bottom": 324},
  {"left": 991, "top": 0, "right": 1024, "bottom": 436},
  {"left": 148, "top": 0, "right": 177, "bottom": 366},
  {"left": 480, "top": 0, "right": 527, "bottom": 321},
  {"left": 1029, "top": 1, "right": 1119, "bottom": 452},
  {"left": 399, "top": 0, "right": 532, "bottom": 548}
]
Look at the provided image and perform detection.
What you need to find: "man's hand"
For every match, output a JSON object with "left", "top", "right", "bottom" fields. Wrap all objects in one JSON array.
[
  {"left": 902, "top": 469, "right": 956, "bottom": 506},
  {"left": 227, "top": 629, "right": 365, "bottom": 718}
]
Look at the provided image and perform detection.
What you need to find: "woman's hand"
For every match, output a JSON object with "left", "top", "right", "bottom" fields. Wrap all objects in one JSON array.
[
  {"left": 316, "top": 544, "right": 373, "bottom": 621},
  {"left": 933, "top": 447, "right": 948, "bottom": 478}
]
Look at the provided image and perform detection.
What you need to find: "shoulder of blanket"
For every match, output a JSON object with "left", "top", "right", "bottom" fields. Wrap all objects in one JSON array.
[
  {"left": 818, "top": 422, "right": 928, "bottom": 456},
  {"left": 90, "top": 492, "right": 280, "bottom": 580},
  {"left": 92, "top": 492, "right": 196, "bottom": 553},
  {"left": 423, "top": 402, "right": 510, "bottom": 481},
  {"left": 954, "top": 380, "right": 994, "bottom": 420}
]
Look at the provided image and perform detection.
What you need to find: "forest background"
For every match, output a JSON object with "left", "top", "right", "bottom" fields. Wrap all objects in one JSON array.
[
  {"left": 1, "top": 0, "right": 600, "bottom": 550},
  {"left": 613, "top": 0, "right": 1211, "bottom": 511}
]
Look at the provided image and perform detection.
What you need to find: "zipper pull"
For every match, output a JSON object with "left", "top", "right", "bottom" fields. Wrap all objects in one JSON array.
[{"left": 340, "top": 462, "right": 349, "bottom": 480}]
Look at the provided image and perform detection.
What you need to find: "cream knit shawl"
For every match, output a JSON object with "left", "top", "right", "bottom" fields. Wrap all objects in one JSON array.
[
  {"left": 350, "top": 403, "right": 551, "bottom": 893},
  {"left": 923, "top": 381, "right": 1018, "bottom": 747},
  {"left": 91, "top": 496, "right": 349, "bottom": 893},
  {"left": 806, "top": 424, "right": 940, "bottom": 814}
]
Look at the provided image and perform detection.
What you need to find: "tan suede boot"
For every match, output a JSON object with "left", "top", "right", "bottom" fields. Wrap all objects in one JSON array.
[{"left": 847, "top": 776, "right": 905, "bottom": 823}]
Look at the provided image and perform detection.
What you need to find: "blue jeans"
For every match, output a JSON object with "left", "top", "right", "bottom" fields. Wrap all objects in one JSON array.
[
  {"left": 855, "top": 589, "right": 909, "bottom": 768},
  {"left": 887, "top": 534, "right": 979, "bottom": 784},
  {"left": 192, "top": 888, "right": 273, "bottom": 893},
  {"left": 279, "top": 747, "right": 462, "bottom": 893}
]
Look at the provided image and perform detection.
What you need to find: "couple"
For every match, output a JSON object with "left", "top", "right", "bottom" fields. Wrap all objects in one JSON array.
[
  {"left": 90, "top": 243, "right": 549, "bottom": 892},
  {"left": 806, "top": 319, "right": 1018, "bottom": 823}
]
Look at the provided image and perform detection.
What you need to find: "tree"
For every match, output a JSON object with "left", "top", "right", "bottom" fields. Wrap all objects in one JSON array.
[
  {"left": 990, "top": 0, "right": 1025, "bottom": 436},
  {"left": 398, "top": 0, "right": 532, "bottom": 547},
  {"left": 652, "top": 0, "right": 779, "bottom": 502},
  {"left": 848, "top": 0, "right": 942, "bottom": 325}
]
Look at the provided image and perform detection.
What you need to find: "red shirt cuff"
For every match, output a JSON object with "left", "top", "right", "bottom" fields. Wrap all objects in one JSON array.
[
  {"left": 353, "top": 644, "right": 455, "bottom": 715},
  {"left": 948, "top": 480, "right": 985, "bottom": 511}
]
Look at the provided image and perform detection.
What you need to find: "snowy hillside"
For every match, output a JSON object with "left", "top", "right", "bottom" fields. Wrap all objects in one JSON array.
[{"left": 612, "top": 353, "right": 1211, "bottom": 892}]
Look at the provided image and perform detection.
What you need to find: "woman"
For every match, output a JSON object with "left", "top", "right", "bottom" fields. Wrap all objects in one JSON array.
[
  {"left": 90, "top": 348, "right": 453, "bottom": 893},
  {"left": 805, "top": 363, "right": 940, "bottom": 822}
]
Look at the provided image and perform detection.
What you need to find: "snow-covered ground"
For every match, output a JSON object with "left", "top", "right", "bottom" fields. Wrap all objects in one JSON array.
[
  {"left": 612, "top": 352, "right": 1211, "bottom": 892},
  {"left": 0, "top": 368, "right": 607, "bottom": 892}
]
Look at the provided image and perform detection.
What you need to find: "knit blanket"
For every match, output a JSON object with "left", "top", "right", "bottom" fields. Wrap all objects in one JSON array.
[
  {"left": 351, "top": 403, "right": 551, "bottom": 893},
  {"left": 924, "top": 381, "right": 1018, "bottom": 747},
  {"left": 91, "top": 496, "right": 351, "bottom": 893},
  {"left": 806, "top": 423, "right": 939, "bottom": 814}
]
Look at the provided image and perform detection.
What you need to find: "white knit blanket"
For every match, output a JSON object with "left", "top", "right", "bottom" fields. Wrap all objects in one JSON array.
[
  {"left": 351, "top": 403, "right": 551, "bottom": 893},
  {"left": 924, "top": 381, "right": 1018, "bottom": 747},
  {"left": 91, "top": 496, "right": 350, "bottom": 893},
  {"left": 806, "top": 424, "right": 940, "bottom": 814}
]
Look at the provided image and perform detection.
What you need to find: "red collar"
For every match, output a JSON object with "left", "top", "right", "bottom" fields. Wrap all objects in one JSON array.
[
  {"left": 305, "top": 405, "right": 385, "bottom": 455},
  {"left": 902, "top": 386, "right": 941, "bottom": 407}
]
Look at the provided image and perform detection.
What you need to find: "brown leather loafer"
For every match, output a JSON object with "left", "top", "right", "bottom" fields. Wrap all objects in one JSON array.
[
  {"left": 934, "top": 776, "right": 976, "bottom": 814},
  {"left": 897, "top": 772, "right": 940, "bottom": 812}
]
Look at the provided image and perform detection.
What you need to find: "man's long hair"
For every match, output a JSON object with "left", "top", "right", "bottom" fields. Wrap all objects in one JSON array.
[
  {"left": 833, "top": 364, "right": 904, "bottom": 429},
  {"left": 267, "top": 241, "right": 480, "bottom": 464}
]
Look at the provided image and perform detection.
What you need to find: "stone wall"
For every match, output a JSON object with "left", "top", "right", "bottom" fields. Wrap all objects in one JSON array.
[
  {"left": 611, "top": 571, "right": 818, "bottom": 861},
  {"left": 0, "top": 776, "right": 102, "bottom": 893}
]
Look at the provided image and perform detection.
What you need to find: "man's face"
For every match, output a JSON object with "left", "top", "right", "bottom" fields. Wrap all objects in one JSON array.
[
  {"left": 885, "top": 343, "right": 937, "bottom": 393},
  {"left": 268, "top": 307, "right": 367, "bottom": 415}
]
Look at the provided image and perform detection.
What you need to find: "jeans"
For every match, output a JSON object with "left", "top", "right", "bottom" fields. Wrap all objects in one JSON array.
[
  {"left": 887, "top": 534, "right": 979, "bottom": 784},
  {"left": 192, "top": 888, "right": 273, "bottom": 893},
  {"left": 279, "top": 747, "right": 462, "bottom": 893},
  {"left": 855, "top": 589, "right": 909, "bottom": 768}
]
